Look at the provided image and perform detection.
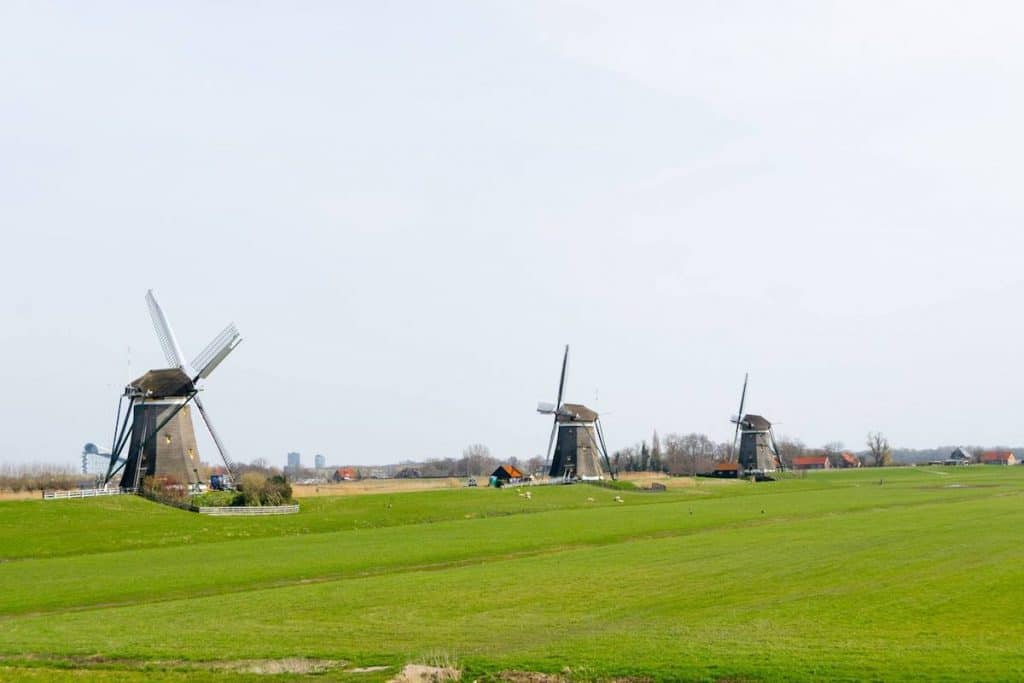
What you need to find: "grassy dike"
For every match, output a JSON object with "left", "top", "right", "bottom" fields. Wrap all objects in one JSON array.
[{"left": 0, "top": 467, "right": 1021, "bottom": 681}]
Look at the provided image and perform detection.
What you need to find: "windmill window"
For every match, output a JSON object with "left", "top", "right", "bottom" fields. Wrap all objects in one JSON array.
[
  {"left": 164, "top": 434, "right": 172, "bottom": 444},
  {"left": 187, "top": 448, "right": 195, "bottom": 460}
]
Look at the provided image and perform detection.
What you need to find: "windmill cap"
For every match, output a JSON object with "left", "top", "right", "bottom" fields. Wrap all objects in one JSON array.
[
  {"left": 127, "top": 368, "right": 195, "bottom": 398},
  {"left": 741, "top": 414, "right": 772, "bottom": 430},
  {"left": 558, "top": 403, "right": 599, "bottom": 422}
]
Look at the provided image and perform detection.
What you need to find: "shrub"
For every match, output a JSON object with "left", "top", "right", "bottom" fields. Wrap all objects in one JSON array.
[
  {"left": 263, "top": 475, "right": 293, "bottom": 506},
  {"left": 237, "top": 473, "right": 294, "bottom": 506},
  {"left": 190, "top": 490, "right": 243, "bottom": 507}
]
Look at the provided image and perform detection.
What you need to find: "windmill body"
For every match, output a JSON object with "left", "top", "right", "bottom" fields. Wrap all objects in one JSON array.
[
  {"left": 736, "top": 414, "right": 779, "bottom": 473},
  {"left": 538, "top": 346, "right": 615, "bottom": 481},
  {"left": 117, "top": 369, "right": 203, "bottom": 490},
  {"left": 104, "top": 292, "right": 242, "bottom": 490}
]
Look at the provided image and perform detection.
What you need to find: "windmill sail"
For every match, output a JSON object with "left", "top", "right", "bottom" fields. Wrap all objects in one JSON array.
[
  {"left": 146, "top": 290, "right": 191, "bottom": 373},
  {"left": 191, "top": 323, "right": 242, "bottom": 380}
]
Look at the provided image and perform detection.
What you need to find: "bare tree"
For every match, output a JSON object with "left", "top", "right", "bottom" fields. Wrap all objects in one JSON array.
[
  {"left": 822, "top": 441, "right": 845, "bottom": 467},
  {"left": 663, "top": 433, "right": 716, "bottom": 475},
  {"left": 525, "top": 455, "right": 545, "bottom": 475},
  {"left": 461, "top": 443, "right": 492, "bottom": 476},
  {"left": 866, "top": 432, "right": 892, "bottom": 467},
  {"left": 774, "top": 436, "right": 806, "bottom": 470}
]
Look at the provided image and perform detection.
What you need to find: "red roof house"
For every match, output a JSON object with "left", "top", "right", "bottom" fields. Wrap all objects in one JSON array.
[
  {"left": 332, "top": 467, "right": 357, "bottom": 481},
  {"left": 792, "top": 456, "right": 831, "bottom": 470},
  {"left": 978, "top": 451, "right": 1017, "bottom": 466}
]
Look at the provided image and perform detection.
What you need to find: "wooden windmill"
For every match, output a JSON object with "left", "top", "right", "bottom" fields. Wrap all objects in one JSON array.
[
  {"left": 104, "top": 290, "right": 242, "bottom": 490},
  {"left": 729, "top": 373, "right": 781, "bottom": 475},
  {"left": 537, "top": 345, "right": 615, "bottom": 480}
]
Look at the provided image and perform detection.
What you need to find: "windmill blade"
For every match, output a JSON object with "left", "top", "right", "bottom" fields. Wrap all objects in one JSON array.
[
  {"left": 537, "top": 402, "right": 557, "bottom": 414},
  {"left": 732, "top": 372, "right": 748, "bottom": 454},
  {"left": 193, "top": 396, "right": 239, "bottom": 481},
  {"left": 191, "top": 323, "right": 242, "bottom": 380},
  {"left": 595, "top": 417, "right": 616, "bottom": 480},
  {"left": 555, "top": 344, "right": 569, "bottom": 409},
  {"left": 544, "top": 418, "right": 558, "bottom": 470},
  {"left": 769, "top": 427, "right": 783, "bottom": 471},
  {"left": 146, "top": 290, "right": 191, "bottom": 372}
]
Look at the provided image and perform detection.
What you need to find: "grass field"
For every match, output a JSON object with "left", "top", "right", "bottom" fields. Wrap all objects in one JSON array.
[{"left": 0, "top": 467, "right": 1021, "bottom": 681}]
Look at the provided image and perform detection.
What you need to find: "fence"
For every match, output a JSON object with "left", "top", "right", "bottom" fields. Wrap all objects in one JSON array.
[
  {"left": 42, "top": 487, "right": 135, "bottom": 500},
  {"left": 197, "top": 504, "right": 300, "bottom": 516}
]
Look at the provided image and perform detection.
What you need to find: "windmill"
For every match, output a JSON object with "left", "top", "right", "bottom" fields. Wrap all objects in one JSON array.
[
  {"left": 729, "top": 373, "right": 781, "bottom": 475},
  {"left": 103, "top": 290, "right": 242, "bottom": 490},
  {"left": 537, "top": 345, "right": 615, "bottom": 480}
]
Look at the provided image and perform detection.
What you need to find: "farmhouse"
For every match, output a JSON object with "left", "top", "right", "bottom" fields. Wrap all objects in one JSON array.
[
  {"left": 490, "top": 464, "right": 524, "bottom": 485},
  {"left": 978, "top": 451, "right": 1017, "bottom": 466},
  {"left": 792, "top": 456, "right": 830, "bottom": 470}
]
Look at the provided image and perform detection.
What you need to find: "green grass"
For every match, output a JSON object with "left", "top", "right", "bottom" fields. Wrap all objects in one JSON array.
[{"left": 1, "top": 467, "right": 1022, "bottom": 681}]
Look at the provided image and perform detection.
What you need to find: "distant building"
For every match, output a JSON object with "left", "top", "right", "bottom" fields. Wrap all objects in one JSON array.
[
  {"left": 838, "top": 453, "right": 861, "bottom": 468},
  {"left": 978, "top": 451, "right": 1017, "bottom": 466},
  {"left": 710, "top": 462, "right": 740, "bottom": 478},
  {"left": 332, "top": 467, "right": 356, "bottom": 482},
  {"left": 287, "top": 452, "right": 301, "bottom": 468},
  {"left": 395, "top": 467, "right": 421, "bottom": 479},
  {"left": 943, "top": 447, "right": 973, "bottom": 466},
  {"left": 792, "top": 456, "right": 831, "bottom": 470},
  {"left": 314, "top": 454, "right": 326, "bottom": 469}
]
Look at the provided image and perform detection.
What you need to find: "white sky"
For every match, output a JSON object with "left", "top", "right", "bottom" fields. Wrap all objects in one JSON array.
[{"left": 3, "top": 1, "right": 1024, "bottom": 469}]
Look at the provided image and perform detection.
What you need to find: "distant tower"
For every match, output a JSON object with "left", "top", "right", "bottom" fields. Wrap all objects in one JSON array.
[
  {"left": 314, "top": 454, "right": 326, "bottom": 469},
  {"left": 287, "top": 452, "right": 301, "bottom": 472}
]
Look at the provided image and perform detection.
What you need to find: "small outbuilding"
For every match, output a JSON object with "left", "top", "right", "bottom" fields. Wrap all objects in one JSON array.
[
  {"left": 490, "top": 464, "right": 524, "bottom": 486},
  {"left": 792, "top": 456, "right": 831, "bottom": 470}
]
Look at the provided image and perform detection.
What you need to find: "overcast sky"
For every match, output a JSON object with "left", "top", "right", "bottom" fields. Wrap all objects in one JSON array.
[{"left": 3, "top": 1, "right": 1023, "bottom": 470}]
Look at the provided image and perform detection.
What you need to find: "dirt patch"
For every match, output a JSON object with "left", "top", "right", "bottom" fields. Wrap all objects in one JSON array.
[
  {"left": 389, "top": 663, "right": 461, "bottom": 682},
  {"left": 293, "top": 479, "right": 463, "bottom": 497},
  {"left": 496, "top": 673, "right": 652, "bottom": 683},
  {"left": 216, "top": 658, "right": 345, "bottom": 674},
  {"left": 497, "top": 672, "right": 566, "bottom": 682},
  {"left": 0, "top": 655, "right": 348, "bottom": 675}
]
